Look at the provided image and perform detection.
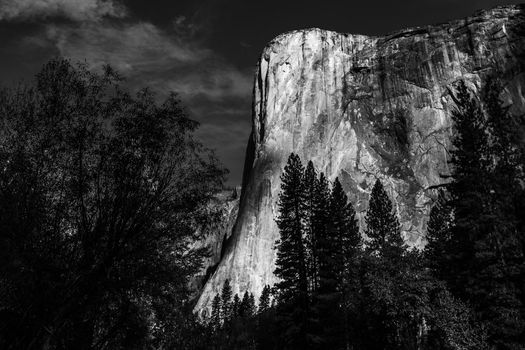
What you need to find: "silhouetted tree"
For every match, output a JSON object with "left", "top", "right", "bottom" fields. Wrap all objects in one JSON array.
[
  {"left": 257, "top": 286, "right": 277, "bottom": 350},
  {"left": 424, "top": 189, "right": 453, "bottom": 279},
  {"left": 365, "top": 179, "right": 405, "bottom": 260},
  {"left": 444, "top": 80, "right": 525, "bottom": 348},
  {"left": 232, "top": 294, "right": 241, "bottom": 319},
  {"left": 211, "top": 294, "right": 222, "bottom": 332},
  {"left": 248, "top": 293, "right": 256, "bottom": 317},
  {"left": 258, "top": 285, "right": 271, "bottom": 314},
  {"left": 239, "top": 291, "right": 250, "bottom": 318},
  {"left": 313, "top": 172, "right": 341, "bottom": 348},
  {"left": 329, "top": 177, "right": 361, "bottom": 349},
  {"left": 221, "top": 279, "right": 233, "bottom": 324},
  {"left": 303, "top": 161, "right": 319, "bottom": 295},
  {"left": 0, "top": 59, "right": 226, "bottom": 350},
  {"left": 360, "top": 178, "right": 407, "bottom": 349},
  {"left": 274, "top": 153, "right": 309, "bottom": 349}
]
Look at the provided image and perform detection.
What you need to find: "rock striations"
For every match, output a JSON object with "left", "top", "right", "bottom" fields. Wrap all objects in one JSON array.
[
  {"left": 196, "top": 5, "right": 525, "bottom": 314},
  {"left": 189, "top": 188, "right": 240, "bottom": 297}
]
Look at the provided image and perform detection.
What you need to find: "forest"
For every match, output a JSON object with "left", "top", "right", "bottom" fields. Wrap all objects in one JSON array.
[
  {"left": 204, "top": 82, "right": 525, "bottom": 350},
  {"left": 0, "top": 60, "right": 524, "bottom": 350}
]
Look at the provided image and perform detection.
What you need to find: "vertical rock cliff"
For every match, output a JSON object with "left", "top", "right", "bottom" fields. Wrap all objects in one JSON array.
[
  {"left": 189, "top": 188, "right": 239, "bottom": 297},
  {"left": 196, "top": 5, "right": 525, "bottom": 314}
]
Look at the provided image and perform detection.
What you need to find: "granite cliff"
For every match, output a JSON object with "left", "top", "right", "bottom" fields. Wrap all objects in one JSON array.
[
  {"left": 196, "top": 5, "right": 525, "bottom": 314},
  {"left": 190, "top": 188, "right": 239, "bottom": 297}
]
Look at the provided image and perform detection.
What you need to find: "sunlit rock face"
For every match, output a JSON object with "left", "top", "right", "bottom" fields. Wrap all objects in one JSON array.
[{"left": 196, "top": 5, "right": 525, "bottom": 314}]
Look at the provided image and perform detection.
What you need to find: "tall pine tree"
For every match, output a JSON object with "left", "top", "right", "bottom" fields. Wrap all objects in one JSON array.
[
  {"left": 211, "top": 294, "right": 222, "bottom": 331},
  {"left": 257, "top": 285, "right": 276, "bottom": 350},
  {"left": 221, "top": 279, "right": 233, "bottom": 324},
  {"left": 314, "top": 173, "right": 334, "bottom": 296},
  {"left": 274, "top": 153, "right": 309, "bottom": 349},
  {"left": 365, "top": 179, "right": 404, "bottom": 260},
  {"left": 445, "top": 80, "right": 525, "bottom": 348},
  {"left": 303, "top": 161, "right": 320, "bottom": 295},
  {"left": 232, "top": 294, "right": 241, "bottom": 319},
  {"left": 311, "top": 172, "right": 335, "bottom": 349},
  {"left": 424, "top": 189, "right": 453, "bottom": 280},
  {"left": 258, "top": 285, "right": 271, "bottom": 314},
  {"left": 329, "top": 177, "right": 361, "bottom": 349},
  {"left": 329, "top": 178, "right": 361, "bottom": 288},
  {"left": 361, "top": 178, "right": 406, "bottom": 349}
]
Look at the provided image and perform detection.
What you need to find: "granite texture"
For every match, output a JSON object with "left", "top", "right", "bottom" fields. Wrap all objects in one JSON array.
[{"left": 195, "top": 5, "right": 525, "bottom": 314}]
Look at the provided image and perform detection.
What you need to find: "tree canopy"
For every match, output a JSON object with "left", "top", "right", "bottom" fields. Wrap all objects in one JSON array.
[{"left": 0, "top": 59, "right": 226, "bottom": 350}]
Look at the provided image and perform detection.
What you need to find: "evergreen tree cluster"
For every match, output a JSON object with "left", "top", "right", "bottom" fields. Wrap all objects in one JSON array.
[
  {"left": 206, "top": 281, "right": 273, "bottom": 350},
  {"left": 212, "top": 78, "right": 525, "bottom": 349},
  {"left": 425, "top": 80, "right": 525, "bottom": 349},
  {"left": 270, "top": 155, "right": 487, "bottom": 350},
  {"left": 272, "top": 157, "right": 362, "bottom": 349}
]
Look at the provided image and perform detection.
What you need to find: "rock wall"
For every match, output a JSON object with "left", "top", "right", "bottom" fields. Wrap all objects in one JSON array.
[
  {"left": 189, "top": 188, "right": 239, "bottom": 298},
  {"left": 196, "top": 5, "right": 525, "bottom": 314}
]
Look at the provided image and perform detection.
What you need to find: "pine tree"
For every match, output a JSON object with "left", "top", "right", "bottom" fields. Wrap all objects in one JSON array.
[
  {"left": 314, "top": 173, "right": 333, "bottom": 294},
  {"left": 258, "top": 285, "right": 271, "bottom": 314},
  {"left": 314, "top": 176, "right": 361, "bottom": 349},
  {"left": 329, "top": 177, "right": 361, "bottom": 349},
  {"left": 211, "top": 294, "right": 222, "bottom": 331},
  {"left": 309, "top": 172, "right": 332, "bottom": 348},
  {"left": 365, "top": 179, "right": 404, "bottom": 260},
  {"left": 445, "top": 80, "right": 525, "bottom": 348},
  {"left": 330, "top": 178, "right": 361, "bottom": 288},
  {"left": 232, "top": 294, "right": 241, "bottom": 319},
  {"left": 221, "top": 279, "right": 233, "bottom": 323},
  {"left": 248, "top": 293, "right": 256, "bottom": 317},
  {"left": 360, "top": 178, "right": 406, "bottom": 349},
  {"left": 239, "top": 291, "right": 251, "bottom": 318},
  {"left": 445, "top": 81, "right": 491, "bottom": 296},
  {"left": 274, "top": 153, "right": 309, "bottom": 349},
  {"left": 257, "top": 286, "right": 277, "bottom": 350},
  {"left": 486, "top": 81, "right": 525, "bottom": 348},
  {"left": 303, "top": 161, "right": 319, "bottom": 295},
  {"left": 424, "top": 189, "right": 453, "bottom": 279}
]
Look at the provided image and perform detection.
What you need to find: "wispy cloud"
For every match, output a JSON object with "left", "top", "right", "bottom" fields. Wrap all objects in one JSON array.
[
  {"left": 3, "top": 2, "right": 253, "bottom": 184},
  {"left": 44, "top": 20, "right": 253, "bottom": 102},
  {"left": 0, "top": 0, "right": 126, "bottom": 22},
  {"left": 45, "top": 22, "right": 209, "bottom": 71}
]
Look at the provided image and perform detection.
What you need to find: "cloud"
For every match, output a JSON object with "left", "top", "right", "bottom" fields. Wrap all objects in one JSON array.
[
  {"left": 44, "top": 20, "right": 253, "bottom": 100},
  {"left": 160, "top": 65, "right": 253, "bottom": 101},
  {"left": 0, "top": 0, "right": 126, "bottom": 22},
  {"left": 45, "top": 22, "right": 208, "bottom": 71},
  {"left": 40, "top": 18, "right": 253, "bottom": 184}
]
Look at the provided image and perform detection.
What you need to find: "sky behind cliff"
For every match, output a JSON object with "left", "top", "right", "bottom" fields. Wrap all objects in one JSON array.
[{"left": 0, "top": 0, "right": 522, "bottom": 185}]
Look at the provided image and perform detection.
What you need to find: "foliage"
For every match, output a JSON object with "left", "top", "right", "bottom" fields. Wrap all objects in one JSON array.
[
  {"left": 424, "top": 189, "right": 453, "bottom": 279},
  {"left": 0, "top": 59, "right": 226, "bottom": 350},
  {"left": 435, "top": 80, "right": 525, "bottom": 348},
  {"left": 365, "top": 179, "right": 405, "bottom": 260},
  {"left": 273, "top": 153, "right": 309, "bottom": 349}
]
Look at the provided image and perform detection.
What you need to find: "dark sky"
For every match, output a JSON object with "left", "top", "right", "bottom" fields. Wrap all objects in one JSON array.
[{"left": 0, "top": 0, "right": 522, "bottom": 185}]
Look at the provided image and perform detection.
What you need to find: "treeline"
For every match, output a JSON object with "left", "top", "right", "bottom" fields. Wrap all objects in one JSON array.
[
  {"left": 203, "top": 280, "right": 274, "bottom": 349},
  {"left": 268, "top": 157, "right": 482, "bottom": 350},
  {"left": 204, "top": 80, "right": 525, "bottom": 350}
]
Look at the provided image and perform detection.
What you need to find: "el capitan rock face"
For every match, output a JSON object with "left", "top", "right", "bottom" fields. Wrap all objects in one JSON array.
[
  {"left": 196, "top": 5, "right": 525, "bottom": 314},
  {"left": 189, "top": 188, "right": 240, "bottom": 298}
]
